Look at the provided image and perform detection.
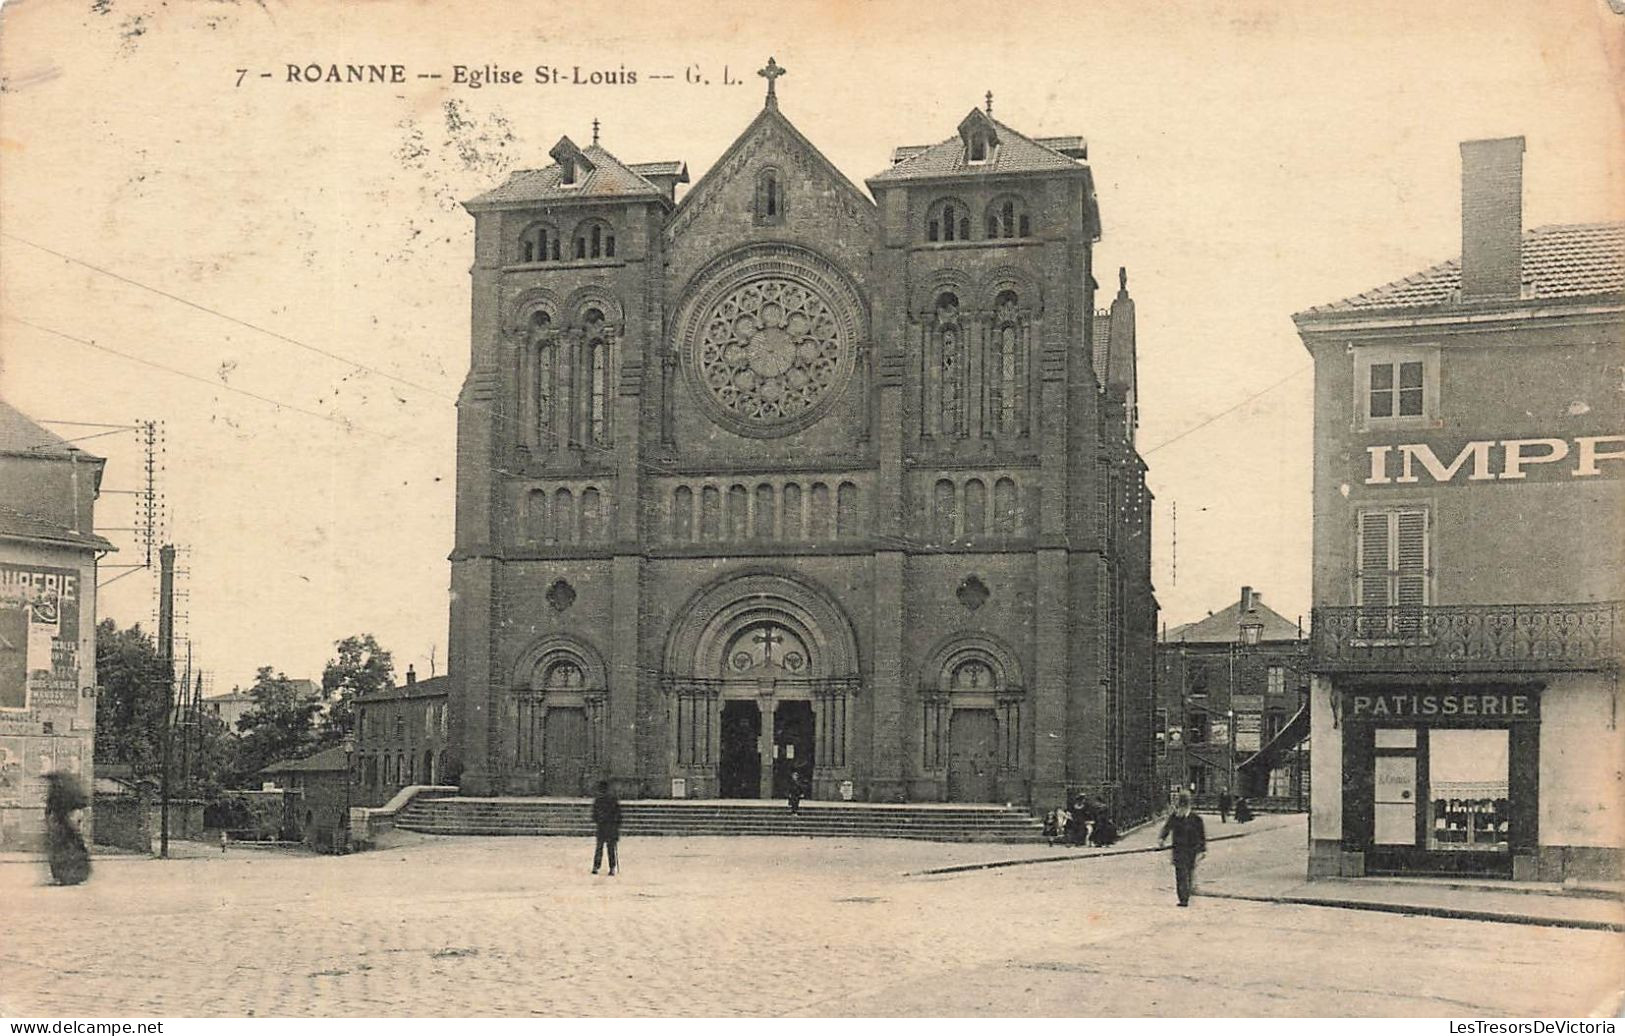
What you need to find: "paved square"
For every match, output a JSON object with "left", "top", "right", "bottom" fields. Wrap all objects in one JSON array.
[{"left": 3, "top": 819, "right": 1620, "bottom": 1017}]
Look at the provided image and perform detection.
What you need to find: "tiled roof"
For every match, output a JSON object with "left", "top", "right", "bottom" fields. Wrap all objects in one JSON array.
[
  {"left": 1298, "top": 223, "right": 1625, "bottom": 317},
  {"left": 628, "top": 161, "right": 686, "bottom": 178},
  {"left": 260, "top": 744, "right": 349, "bottom": 775},
  {"left": 870, "top": 115, "right": 1086, "bottom": 184},
  {"left": 357, "top": 674, "right": 450, "bottom": 703},
  {"left": 1166, "top": 599, "right": 1303, "bottom": 644},
  {"left": 466, "top": 145, "right": 664, "bottom": 207},
  {"left": 0, "top": 504, "right": 114, "bottom": 552}
]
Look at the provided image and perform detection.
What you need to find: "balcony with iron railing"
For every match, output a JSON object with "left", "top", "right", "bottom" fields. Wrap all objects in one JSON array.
[{"left": 1310, "top": 602, "right": 1622, "bottom": 673}]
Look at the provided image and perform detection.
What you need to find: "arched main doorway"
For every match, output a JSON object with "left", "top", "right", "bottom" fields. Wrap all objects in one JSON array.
[{"left": 665, "top": 572, "right": 860, "bottom": 800}]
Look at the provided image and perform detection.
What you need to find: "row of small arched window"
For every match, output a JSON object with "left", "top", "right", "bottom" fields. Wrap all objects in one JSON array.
[
  {"left": 670, "top": 480, "right": 862, "bottom": 543},
  {"left": 931, "top": 476, "right": 1028, "bottom": 542},
  {"left": 526, "top": 486, "right": 612, "bottom": 544},
  {"left": 517, "top": 219, "right": 617, "bottom": 264},
  {"left": 927, "top": 196, "right": 1032, "bottom": 243}
]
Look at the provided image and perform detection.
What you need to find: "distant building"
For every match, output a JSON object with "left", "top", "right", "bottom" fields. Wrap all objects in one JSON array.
[
  {"left": 1157, "top": 587, "right": 1308, "bottom": 808},
  {"left": 1297, "top": 137, "right": 1623, "bottom": 880},
  {"left": 0, "top": 402, "right": 113, "bottom": 849},
  {"left": 205, "top": 678, "right": 322, "bottom": 732},
  {"left": 354, "top": 667, "right": 450, "bottom": 806}
]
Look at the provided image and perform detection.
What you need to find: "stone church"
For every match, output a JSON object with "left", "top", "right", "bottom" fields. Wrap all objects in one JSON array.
[{"left": 447, "top": 63, "right": 1158, "bottom": 815}]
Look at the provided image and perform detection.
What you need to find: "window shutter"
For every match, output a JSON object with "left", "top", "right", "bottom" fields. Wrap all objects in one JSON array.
[
  {"left": 1395, "top": 509, "right": 1429, "bottom": 630},
  {"left": 1357, "top": 511, "right": 1392, "bottom": 607}
]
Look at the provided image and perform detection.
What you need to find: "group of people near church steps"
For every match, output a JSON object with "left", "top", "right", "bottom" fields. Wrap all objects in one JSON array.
[{"left": 1043, "top": 795, "right": 1121, "bottom": 848}]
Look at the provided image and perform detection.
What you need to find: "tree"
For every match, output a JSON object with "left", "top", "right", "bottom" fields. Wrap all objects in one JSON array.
[
  {"left": 94, "top": 619, "right": 171, "bottom": 774},
  {"left": 317, "top": 633, "right": 394, "bottom": 744},
  {"left": 234, "top": 666, "right": 321, "bottom": 780}
]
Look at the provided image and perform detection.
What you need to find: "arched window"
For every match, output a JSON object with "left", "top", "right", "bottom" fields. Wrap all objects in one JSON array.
[
  {"left": 581, "top": 308, "right": 611, "bottom": 446},
  {"left": 572, "top": 219, "right": 616, "bottom": 260},
  {"left": 527, "top": 489, "right": 549, "bottom": 543},
  {"left": 672, "top": 485, "right": 694, "bottom": 542},
  {"left": 836, "top": 482, "right": 859, "bottom": 539},
  {"left": 580, "top": 487, "right": 603, "bottom": 542},
  {"left": 964, "top": 478, "right": 987, "bottom": 537},
  {"left": 553, "top": 487, "right": 576, "bottom": 544},
  {"left": 985, "top": 196, "right": 1030, "bottom": 240},
  {"left": 927, "top": 199, "right": 972, "bottom": 243},
  {"left": 990, "top": 290, "right": 1023, "bottom": 434},
  {"left": 519, "top": 223, "right": 560, "bottom": 263},
  {"left": 935, "top": 292, "right": 965, "bottom": 435},
  {"left": 728, "top": 484, "right": 749, "bottom": 539},
  {"left": 934, "top": 479, "right": 957, "bottom": 542},
  {"left": 522, "top": 310, "right": 556, "bottom": 449},
  {"left": 782, "top": 482, "right": 802, "bottom": 538},
  {"left": 700, "top": 485, "right": 722, "bottom": 541},
  {"left": 754, "top": 483, "right": 775, "bottom": 539},
  {"left": 994, "top": 477, "right": 1020, "bottom": 534},
  {"left": 755, "top": 168, "right": 784, "bottom": 225},
  {"left": 809, "top": 482, "right": 832, "bottom": 539}
]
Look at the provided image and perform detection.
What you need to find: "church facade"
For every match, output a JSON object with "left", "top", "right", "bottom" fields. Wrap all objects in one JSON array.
[{"left": 447, "top": 67, "right": 1158, "bottom": 815}]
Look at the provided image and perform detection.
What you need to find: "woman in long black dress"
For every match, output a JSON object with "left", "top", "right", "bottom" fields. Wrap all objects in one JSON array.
[{"left": 44, "top": 772, "right": 91, "bottom": 885}]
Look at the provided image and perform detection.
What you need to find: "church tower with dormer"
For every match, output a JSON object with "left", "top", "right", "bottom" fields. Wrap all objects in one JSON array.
[{"left": 443, "top": 64, "right": 1157, "bottom": 818}]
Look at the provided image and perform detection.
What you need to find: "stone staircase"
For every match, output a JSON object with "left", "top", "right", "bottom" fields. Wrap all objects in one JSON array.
[{"left": 395, "top": 797, "right": 1047, "bottom": 843}]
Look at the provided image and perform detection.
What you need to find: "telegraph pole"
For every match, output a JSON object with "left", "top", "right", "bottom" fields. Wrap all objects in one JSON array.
[{"left": 157, "top": 544, "right": 176, "bottom": 858}]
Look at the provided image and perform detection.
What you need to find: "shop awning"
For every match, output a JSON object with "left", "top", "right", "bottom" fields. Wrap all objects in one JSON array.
[{"left": 1237, "top": 703, "right": 1309, "bottom": 776}]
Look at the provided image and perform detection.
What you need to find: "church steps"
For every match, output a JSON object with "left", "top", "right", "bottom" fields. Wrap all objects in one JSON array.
[{"left": 394, "top": 798, "right": 1047, "bottom": 843}]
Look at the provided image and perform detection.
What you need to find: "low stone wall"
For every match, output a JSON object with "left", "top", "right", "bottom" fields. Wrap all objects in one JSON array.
[
  {"left": 350, "top": 785, "right": 458, "bottom": 850},
  {"left": 92, "top": 793, "right": 151, "bottom": 853}
]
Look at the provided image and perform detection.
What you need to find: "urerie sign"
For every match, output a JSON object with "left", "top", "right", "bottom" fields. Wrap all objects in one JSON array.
[{"left": 1364, "top": 435, "right": 1625, "bottom": 485}]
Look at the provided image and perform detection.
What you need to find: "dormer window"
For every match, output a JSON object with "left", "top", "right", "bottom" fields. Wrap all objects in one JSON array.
[
  {"left": 560, "top": 159, "right": 577, "bottom": 187},
  {"left": 968, "top": 134, "right": 989, "bottom": 163},
  {"left": 956, "top": 107, "right": 1002, "bottom": 168},
  {"left": 547, "top": 135, "right": 594, "bottom": 190}
]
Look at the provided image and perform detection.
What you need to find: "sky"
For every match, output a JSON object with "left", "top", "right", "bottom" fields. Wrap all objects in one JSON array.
[{"left": 2, "top": 0, "right": 1621, "bottom": 693}]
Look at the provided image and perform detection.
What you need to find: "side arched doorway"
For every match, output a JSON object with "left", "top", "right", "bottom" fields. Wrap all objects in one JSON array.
[
  {"left": 921, "top": 635, "right": 1026, "bottom": 803},
  {"left": 509, "top": 637, "right": 607, "bottom": 796},
  {"left": 664, "top": 572, "right": 860, "bottom": 800}
]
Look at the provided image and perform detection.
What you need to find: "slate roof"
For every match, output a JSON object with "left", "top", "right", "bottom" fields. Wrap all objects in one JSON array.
[
  {"left": 1166, "top": 598, "right": 1303, "bottom": 644},
  {"left": 870, "top": 115, "right": 1087, "bottom": 184},
  {"left": 466, "top": 145, "right": 666, "bottom": 207},
  {"left": 260, "top": 744, "right": 350, "bottom": 775},
  {"left": 0, "top": 504, "right": 114, "bottom": 552},
  {"left": 1297, "top": 222, "right": 1625, "bottom": 318},
  {"left": 0, "top": 400, "right": 85, "bottom": 457}
]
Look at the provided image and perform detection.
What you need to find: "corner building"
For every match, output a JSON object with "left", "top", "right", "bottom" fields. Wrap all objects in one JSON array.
[
  {"left": 1298, "top": 137, "right": 1623, "bottom": 880},
  {"left": 448, "top": 77, "right": 1157, "bottom": 815}
]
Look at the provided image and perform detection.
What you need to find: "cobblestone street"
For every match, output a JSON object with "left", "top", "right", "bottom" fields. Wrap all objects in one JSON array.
[{"left": 3, "top": 817, "right": 1620, "bottom": 1017}]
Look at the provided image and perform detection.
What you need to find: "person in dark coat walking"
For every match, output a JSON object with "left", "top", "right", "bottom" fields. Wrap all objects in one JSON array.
[
  {"left": 590, "top": 780, "right": 621, "bottom": 876},
  {"left": 1158, "top": 790, "right": 1207, "bottom": 906},
  {"left": 786, "top": 771, "right": 804, "bottom": 815},
  {"left": 44, "top": 773, "right": 91, "bottom": 886},
  {"left": 1217, "top": 789, "right": 1232, "bottom": 824},
  {"left": 1234, "top": 796, "right": 1254, "bottom": 824}
]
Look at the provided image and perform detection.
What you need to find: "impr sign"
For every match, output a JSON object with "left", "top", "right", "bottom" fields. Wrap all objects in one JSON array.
[{"left": 1364, "top": 435, "right": 1625, "bottom": 485}]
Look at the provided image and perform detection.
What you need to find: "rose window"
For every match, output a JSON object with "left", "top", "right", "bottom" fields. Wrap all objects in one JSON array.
[{"left": 695, "top": 277, "right": 847, "bottom": 428}]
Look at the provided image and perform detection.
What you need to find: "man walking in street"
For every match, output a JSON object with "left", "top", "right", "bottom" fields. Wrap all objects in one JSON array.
[
  {"left": 591, "top": 780, "right": 621, "bottom": 876},
  {"left": 1158, "top": 790, "right": 1207, "bottom": 907},
  {"left": 1217, "top": 789, "right": 1232, "bottom": 824}
]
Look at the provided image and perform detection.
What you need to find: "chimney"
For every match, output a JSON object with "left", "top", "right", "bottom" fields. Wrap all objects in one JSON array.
[
  {"left": 406, "top": 665, "right": 416, "bottom": 687},
  {"left": 1459, "top": 136, "right": 1525, "bottom": 300},
  {"left": 1240, "top": 586, "right": 1254, "bottom": 614}
]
